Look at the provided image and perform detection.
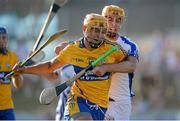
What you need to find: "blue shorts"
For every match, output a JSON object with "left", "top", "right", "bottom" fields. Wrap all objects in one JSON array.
[
  {"left": 0, "top": 109, "right": 15, "bottom": 120},
  {"left": 64, "top": 96, "right": 107, "bottom": 120}
]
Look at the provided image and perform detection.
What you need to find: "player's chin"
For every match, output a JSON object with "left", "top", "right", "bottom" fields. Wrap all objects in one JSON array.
[{"left": 93, "top": 38, "right": 103, "bottom": 43}]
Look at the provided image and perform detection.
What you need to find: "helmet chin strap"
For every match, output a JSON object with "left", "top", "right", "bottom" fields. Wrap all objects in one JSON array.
[{"left": 86, "top": 37, "right": 104, "bottom": 48}]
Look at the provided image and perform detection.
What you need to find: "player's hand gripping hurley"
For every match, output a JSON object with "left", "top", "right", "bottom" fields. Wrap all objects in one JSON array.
[{"left": 5, "top": 30, "right": 67, "bottom": 79}]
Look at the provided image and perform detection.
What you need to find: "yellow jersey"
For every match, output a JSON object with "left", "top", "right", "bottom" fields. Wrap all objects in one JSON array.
[
  {"left": 0, "top": 51, "right": 18, "bottom": 110},
  {"left": 57, "top": 38, "right": 126, "bottom": 108}
]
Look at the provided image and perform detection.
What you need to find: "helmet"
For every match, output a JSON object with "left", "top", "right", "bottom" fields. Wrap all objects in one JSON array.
[
  {"left": 83, "top": 13, "right": 107, "bottom": 32},
  {"left": 102, "top": 5, "right": 125, "bottom": 18},
  {"left": 0, "top": 27, "right": 7, "bottom": 34},
  {"left": 83, "top": 13, "right": 107, "bottom": 48}
]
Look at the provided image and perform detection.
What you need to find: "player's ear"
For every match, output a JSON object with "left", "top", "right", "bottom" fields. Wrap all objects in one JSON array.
[{"left": 82, "top": 25, "right": 87, "bottom": 33}]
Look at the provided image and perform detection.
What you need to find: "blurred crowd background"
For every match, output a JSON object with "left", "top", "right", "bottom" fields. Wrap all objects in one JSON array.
[{"left": 0, "top": 0, "right": 180, "bottom": 120}]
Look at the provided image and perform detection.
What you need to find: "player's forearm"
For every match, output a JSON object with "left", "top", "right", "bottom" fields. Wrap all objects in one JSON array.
[
  {"left": 22, "top": 61, "right": 54, "bottom": 75},
  {"left": 104, "top": 61, "right": 136, "bottom": 73}
]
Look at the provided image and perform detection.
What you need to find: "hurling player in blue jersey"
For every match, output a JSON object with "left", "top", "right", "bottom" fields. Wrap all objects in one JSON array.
[{"left": 92, "top": 5, "right": 139, "bottom": 120}]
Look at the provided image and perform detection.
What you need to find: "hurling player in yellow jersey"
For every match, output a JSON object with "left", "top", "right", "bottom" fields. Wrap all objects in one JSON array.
[
  {"left": 0, "top": 27, "right": 23, "bottom": 120},
  {"left": 13, "top": 13, "right": 126, "bottom": 120},
  {"left": 54, "top": 5, "right": 139, "bottom": 121}
]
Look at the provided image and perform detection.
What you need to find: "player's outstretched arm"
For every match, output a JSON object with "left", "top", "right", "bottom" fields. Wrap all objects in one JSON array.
[{"left": 13, "top": 56, "right": 64, "bottom": 75}]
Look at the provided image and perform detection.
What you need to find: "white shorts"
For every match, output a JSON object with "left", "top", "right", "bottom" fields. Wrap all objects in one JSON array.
[{"left": 105, "top": 100, "right": 131, "bottom": 120}]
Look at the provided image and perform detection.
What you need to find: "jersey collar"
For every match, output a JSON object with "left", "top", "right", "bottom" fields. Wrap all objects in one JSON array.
[{"left": 79, "top": 37, "right": 86, "bottom": 48}]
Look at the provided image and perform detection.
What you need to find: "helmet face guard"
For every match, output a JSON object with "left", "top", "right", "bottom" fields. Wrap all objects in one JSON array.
[
  {"left": 83, "top": 14, "right": 107, "bottom": 48},
  {"left": 107, "top": 14, "right": 122, "bottom": 32},
  {"left": 102, "top": 5, "right": 125, "bottom": 39},
  {"left": 85, "top": 26, "right": 107, "bottom": 48}
]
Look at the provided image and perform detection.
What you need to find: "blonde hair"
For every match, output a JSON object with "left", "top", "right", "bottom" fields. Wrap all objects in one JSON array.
[{"left": 102, "top": 5, "right": 125, "bottom": 18}]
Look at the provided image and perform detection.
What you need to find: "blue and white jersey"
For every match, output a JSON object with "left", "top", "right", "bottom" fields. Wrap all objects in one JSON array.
[
  {"left": 55, "top": 64, "right": 75, "bottom": 121},
  {"left": 116, "top": 36, "right": 139, "bottom": 59},
  {"left": 109, "top": 35, "right": 139, "bottom": 102},
  {"left": 56, "top": 87, "right": 70, "bottom": 121}
]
